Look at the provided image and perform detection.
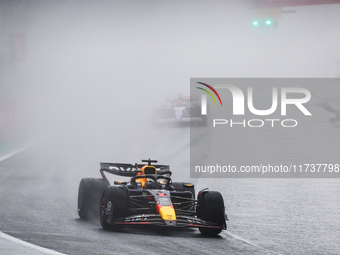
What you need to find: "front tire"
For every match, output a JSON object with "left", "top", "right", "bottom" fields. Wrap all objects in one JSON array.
[
  {"left": 100, "top": 186, "right": 129, "bottom": 230},
  {"left": 197, "top": 190, "right": 225, "bottom": 236},
  {"left": 78, "top": 178, "right": 109, "bottom": 220}
]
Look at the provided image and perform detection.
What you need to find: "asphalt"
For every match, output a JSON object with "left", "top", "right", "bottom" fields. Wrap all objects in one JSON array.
[
  {"left": 0, "top": 128, "right": 278, "bottom": 255},
  {"left": 1, "top": 117, "right": 339, "bottom": 254}
]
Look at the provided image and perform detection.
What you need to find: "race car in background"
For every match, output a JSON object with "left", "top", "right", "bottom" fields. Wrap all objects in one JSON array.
[
  {"left": 152, "top": 95, "right": 207, "bottom": 126},
  {"left": 78, "top": 159, "right": 227, "bottom": 236}
]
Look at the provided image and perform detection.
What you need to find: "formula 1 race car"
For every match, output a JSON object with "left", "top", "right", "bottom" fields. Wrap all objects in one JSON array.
[
  {"left": 152, "top": 95, "right": 207, "bottom": 126},
  {"left": 78, "top": 159, "right": 227, "bottom": 235}
]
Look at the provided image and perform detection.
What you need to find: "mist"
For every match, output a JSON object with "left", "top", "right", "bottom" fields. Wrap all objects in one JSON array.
[
  {"left": 1, "top": 2, "right": 340, "bottom": 254},
  {"left": 1, "top": 0, "right": 340, "bottom": 169}
]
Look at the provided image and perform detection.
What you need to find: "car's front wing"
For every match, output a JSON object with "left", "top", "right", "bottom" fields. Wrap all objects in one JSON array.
[{"left": 112, "top": 214, "right": 226, "bottom": 230}]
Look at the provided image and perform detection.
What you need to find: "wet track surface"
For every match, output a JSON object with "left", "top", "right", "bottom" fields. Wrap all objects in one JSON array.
[
  {"left": 0, "top": 123, "right": 340, "bottom": 255},
  {"left": 0, "top": 127, "right": 280, "bottom": 255},
  {"left": 1, "top": 1, "right": 340, "bottom": 254}
]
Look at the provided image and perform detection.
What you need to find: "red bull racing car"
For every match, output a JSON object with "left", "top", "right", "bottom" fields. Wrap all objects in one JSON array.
[{"left": 78, "top": 159, "right": 227, "bottom": 235}]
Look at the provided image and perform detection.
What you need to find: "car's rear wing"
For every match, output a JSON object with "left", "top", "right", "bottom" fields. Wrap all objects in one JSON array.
[{"left": 100, "top": 162, "right": 171, "bottom": 179}]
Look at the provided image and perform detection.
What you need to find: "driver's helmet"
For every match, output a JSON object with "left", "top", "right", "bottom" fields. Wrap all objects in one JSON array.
[
  {"left": 136, "top": 165, "right": 157, "bottom": 188},
  {"left": 144, "top": 179, "right": 155, "bottom": 189}
]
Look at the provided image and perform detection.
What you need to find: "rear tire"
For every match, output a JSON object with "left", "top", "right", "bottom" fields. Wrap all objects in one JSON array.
[
  {"left": 100, "top": 186, "right": 129, "bottom": 230},
  {"left": 197, "top": 190, "right": 225, "bottom": 236},
  {"left": 78, "top": 178, "right": 109, "bottom": 220},
  {"left": 172, "top": 182, "right": 195, "bottom": 199}
]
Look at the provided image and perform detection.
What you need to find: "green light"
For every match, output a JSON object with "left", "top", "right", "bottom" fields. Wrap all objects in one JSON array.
[
  {"left": 266, "top": 20, "right": 272, "bottom": 25},
  {"left": 253, "top": 21, "right": 258, "bottom": 26}
]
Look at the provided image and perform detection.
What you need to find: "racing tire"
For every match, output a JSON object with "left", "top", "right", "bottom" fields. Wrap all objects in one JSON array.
[
  {"left": 100, "top": 186, "right": 129, "bottom": 230},
  {"left": 78, "top": 178, "right": 109, "bottom": 220},
  {"left": 172, "top": 182, "right": 195, "bottom": 199},
  {"left": 197, "top": 190, "right": 225, "bottom": 236}
]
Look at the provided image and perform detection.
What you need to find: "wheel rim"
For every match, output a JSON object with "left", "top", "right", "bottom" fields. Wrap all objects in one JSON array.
[{"left": 100, "top": 195, "right": 106, "bottom": 222}]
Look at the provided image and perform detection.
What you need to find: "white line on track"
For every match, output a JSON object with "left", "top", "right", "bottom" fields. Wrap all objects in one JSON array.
[
  {"left": 225, "top": 232, "right": 284, "bottom": 255},
  {"left": 0, "top": 144, "right": 68, "bottom": 255},
  {"left": 0, "top": 144, "right": 33, "bottom": 162},
  {"left": 0, "top": 232, "right": 67, "bottom": 255}
]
